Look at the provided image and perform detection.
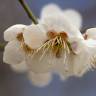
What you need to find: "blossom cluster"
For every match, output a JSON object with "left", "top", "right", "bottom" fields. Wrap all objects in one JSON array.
[{"left": 3, "top": 4, "right": 96, "bottom": 87}]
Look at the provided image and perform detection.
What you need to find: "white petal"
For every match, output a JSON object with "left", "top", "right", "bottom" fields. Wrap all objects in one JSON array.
[
  {"left": 40, "top": 4, "right": 62, "bottom": 19},
  {"left": 10, "top": 61, "right": 28, "bottom": 73},
  {"left": 68, "top": 39, "right": 96, "bottom": 77},
  {"left": 73, "top": 49, "right": 91, "bottom": 77},
  {"left": 53, "top": 39, "right": 96, "bottom": 77},
  {"left": 26, "top": 50, "right": 55, "bottom": 73},
  {"left": 3, "top": 40, "right": 24, "bottom": 65},
  {"left": 85, "top": 28, "right": 96, "bottom": 39},
  {"left": 85, "top": 39, "right": 96, "bottom": 56},
  {"left": 85, "top": 39, "right": 96, "bottom": 68},
  {"left": 73, "top": 39, "right": 96, "bottom": 77},
  {"left": 69, "top": 38, "right": 85, "bottom": 54},
  {"left": 85, "top": 39, "right": 96, "bottom": 47},
  {"left": 41, "top": 14, "right": 83, "bottom": 39},
  {"left": 53, "top": 54, "right": 74, "bottom": 80},
  {"left": 23, "top": 24, "right": 47, "bottom": 49},
  {"left": 4, "top": 24, "right": 26, "bottom": 41},
  {"left": 28, "top": 71, "right": 52, "bottom": 87},
  {"left": 63, "top": 9, "right": 82, "bottom": 29}
]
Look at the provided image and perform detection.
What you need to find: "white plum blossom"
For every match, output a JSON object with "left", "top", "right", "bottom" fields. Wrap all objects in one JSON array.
[
  {"left": 3, "top": 4, "right": 96, "bottom": 87},
  {"left": 3, "top": 24, "right": 28, "bottom": 72},
  {"left": 83, "top": 28, "right": 96, "bottom": 40}
]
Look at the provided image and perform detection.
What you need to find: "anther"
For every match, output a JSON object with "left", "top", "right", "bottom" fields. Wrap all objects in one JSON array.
[{"left": 16, "top": 33, "right": 24, "bottom": 42}]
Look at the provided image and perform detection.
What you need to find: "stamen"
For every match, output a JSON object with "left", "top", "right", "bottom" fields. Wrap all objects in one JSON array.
[
  {"left": 52, "top": 37, "right": 63, "bottom": 58},
  {"left": 67, "top": 41, "right": 76, "bottom": 55},
  {"left": 21, "top": 42, "right": 34, "bottom": 54},
  {"left": 32, "top": 31, "right": 76, "bottom": 61},
  {"left": 91, "top": 55, "right": 96, "bottom": 68},
  {"left": 47, "top": 31, "right": 57, "bottom": 39},
  {"left": 18, "top": 30, "right": 76, "bottom": 65},
  {"left": 17, "top": 33, "right": 33, "bottom": 54},
  {"left": 33, "top": 36, "right": 70, "bottom": 60},
  {"left": 59, "top": 32, "right": 68, "bottom": 41}
]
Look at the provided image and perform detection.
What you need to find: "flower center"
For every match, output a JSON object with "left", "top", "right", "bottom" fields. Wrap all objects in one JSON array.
[
  {"left": 47, "top": 31, "right": 68, "bottom": 40},
  {"left": 46, "top": 31, "right": 69, "bottom": 58},
  {"left": 38, "top": 31, "right": 75, "bottom": 58}
]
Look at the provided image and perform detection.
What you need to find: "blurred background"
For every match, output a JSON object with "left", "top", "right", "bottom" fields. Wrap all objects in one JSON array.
[{"left": 0, "top": 0, "right": 96, "bottom": 96}]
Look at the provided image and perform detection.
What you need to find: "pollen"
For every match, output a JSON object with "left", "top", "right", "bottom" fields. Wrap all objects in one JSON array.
[
  {"left": 47, "top": 31, "right": 57, "bottom": 39},
  {"left": 47, "top": 31, "right": 68, "bottom": 40},
  {"left": 59, "top": 32, "right": 68, "bottom": 41}
]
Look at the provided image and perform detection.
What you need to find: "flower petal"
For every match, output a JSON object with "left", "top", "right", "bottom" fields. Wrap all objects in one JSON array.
[
  {"left": 70, "top": 38, "right": 85, "bottom": 54},
  {"left": 85, "top": 39, "right": 96, "bottom": 68},
  {"left": 4, "top": 24, "right": 26, "bottom": 41},
  {"left": 40, "top": 4, "right": 62, "bottom": 19},
  {"left": 10, "top": 61, "right": 28, "bottom": 73},
  {"left": 3, "top": 40, "right": 24, "bottom": 65},
  {"left": 85, "top": 39, "right": 96, "bottom": 47},
  {"left": 53, "top": 54, "right": 74, "bottom": 80},
  {"left": 41, "top": 14, "right": 83, "bottom": 39},
  {"left": 85, "top": 28, "right": 96, "bottom": 39},
  {"left": 23, "top": 24, "right": 47, "bottom": 49},
  {"left": 63, "top": 9, "right": 82, "bottom": 29},
  {"left": 85, "top": 39, "right": 96, "bottom": 58},
  {"left": 73, "top": 49, "right": 92, "bottom": 77},
  {"left": 26, "top": 50, "right": 55, "bottom": 73},
  {"left": 73, "top": 39, "right": 96, "bottom": 77},
  {"left": 28, "top": 71, "right": 52, "bottom": 87},
  {"left": 53, "top": 39, "right": 96, "bottom": 77}
]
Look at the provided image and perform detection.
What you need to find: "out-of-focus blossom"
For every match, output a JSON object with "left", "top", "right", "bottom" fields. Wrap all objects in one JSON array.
[
  {"left": 3, "top": 4, "right": 96, "bottom": 87},
  {"left": 83, "top": 28, "right": 96, "bottom": 40}
]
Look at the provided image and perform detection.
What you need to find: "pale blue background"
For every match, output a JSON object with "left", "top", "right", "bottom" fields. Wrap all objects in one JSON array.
[{"left": 0, "top": 0, "right": 96, "bottom": 96}]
